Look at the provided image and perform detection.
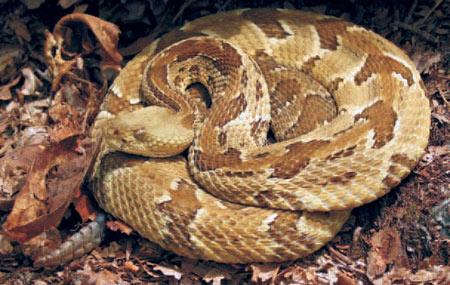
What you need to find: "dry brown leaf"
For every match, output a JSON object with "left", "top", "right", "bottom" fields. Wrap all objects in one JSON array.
[
  {"left": 374, "top": 266, "right": 450, "bottom": 284},
  {"left": 124, "top": 260, "right": 140, "bottom": 272},
  {"left": 48, "top": 103, "right": 84, "bottom": 142},
  {"left": 2, "top": 138, "right": 93, "bottom": 242},
  {"left": 17, "top": 68, "right": 43, "bottom": 101},
  {"left": 76, "top": 264, "right": 122, "bottom": 285},
  {"left": 277, "top": 265, "right": 319, "bottom": 284},
  {"left": 7, "top": 17, "right": 31, "bottom": 42},
  {"left": 21, "top": 0, "right": 47, "bottom": 9},
  {"left": 53, "top": 13, "right": 122, "bottom": 73},
  {"left": 0, "top": 233, "right": 13, "bottom": 255},
  {"left": 44, "top": 31, "right": 78, "bottom": 92},
  {"left": 106, "top": 220, "right": 134, "bottom": 235},
  {"left": 367, "top": 228, "right": 409, "bottom": 279},
  {"left": 182, "top": 260, "right": 235, "bottom": 284},
  {"left": 73, "top": 191, "right": 97, "bottom": 222},
  {"left": 0, "top": 76, "right": 21, "bottom": 101},
  {"left": 336, "top": 272, "right": 358, "bottom": 285},
  {"left": 412, "top": 51, "right": 442, "bottom": 74},
  {"left": 250, "top": 263, "right": 280, "bottom": 283},
  {"left": 16, "top": 126, "right": 50, "bottom": 148},
  {"left": 58, "top": 0, "right": 81, "bottom": 9},
  {"left": 0, "top": 145, "right": 45, "bottom": 211},
  {"left": 100, "top": 241, "right": 123, "bottom": 259},
  {"left": 153, "top": 264, "right": 183, "bottom": 280}
]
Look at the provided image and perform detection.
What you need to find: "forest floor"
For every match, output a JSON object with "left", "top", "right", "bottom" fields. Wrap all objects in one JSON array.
[{"left": 0, "top": 0, "right": 448, "bottom": 284}]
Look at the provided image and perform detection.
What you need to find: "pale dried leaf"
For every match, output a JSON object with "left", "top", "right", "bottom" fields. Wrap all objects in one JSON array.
[
  {"left": 58, "top": 0, "right": 81, "bottom": 9},
  {"left": 19, "top": 67, "right": 43, "bottom": 96},
  {"left": 0, "top": 233, "right": 13, "bottom": 255},
  {"left": 21, "top": 0, "right": 47, "bottom": 9},
  {"left": 154, "top": 264, "right": 183, "bottom": 280},
  {"left": 250, "top": 263, "right": 280, "bottom": 283},
  {"left": 412, "top": 51, "right": 442, "bottom": 74}
]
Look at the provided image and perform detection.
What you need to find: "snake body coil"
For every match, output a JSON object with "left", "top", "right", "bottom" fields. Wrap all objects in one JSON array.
[{"left": 91, "top": 9, "right": 430, "bottom": 263}]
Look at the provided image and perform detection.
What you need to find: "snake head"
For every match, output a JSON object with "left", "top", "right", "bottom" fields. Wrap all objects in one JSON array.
[{"left": 104, "top": 106, "right": 194, "bottom": 157}]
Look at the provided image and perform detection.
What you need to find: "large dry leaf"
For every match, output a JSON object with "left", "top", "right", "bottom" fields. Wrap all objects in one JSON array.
[
  {"left": 367, "top": 228, "right": 409, "bottom": 279},
  {"left": 2, "top": 137, "right": 93, "bottom": 242},
  {"left": 53, "top": 13, "right": 122, "bottom": 73},
  {"left": 0, "top": 145, "right": 45, "bottom": 211}
]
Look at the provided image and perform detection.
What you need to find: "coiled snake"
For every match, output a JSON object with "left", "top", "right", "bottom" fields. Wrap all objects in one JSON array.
[{"left": 91, "top": 9, "right": 430, "bottom": 263}]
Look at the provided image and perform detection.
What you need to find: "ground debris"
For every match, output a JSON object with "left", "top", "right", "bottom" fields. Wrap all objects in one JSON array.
[{"left": 0, "top": 0, "right": 448, "bottom": 283}]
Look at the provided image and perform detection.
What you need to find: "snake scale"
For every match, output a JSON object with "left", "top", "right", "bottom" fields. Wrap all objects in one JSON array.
[{"left": 90, "top": 9, "right": 430, "bottom": 263}]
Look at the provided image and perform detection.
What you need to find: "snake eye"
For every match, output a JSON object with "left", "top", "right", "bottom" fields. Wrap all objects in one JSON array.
[{"left": 133, "top": 128, "right": 146, "bottom": 141}]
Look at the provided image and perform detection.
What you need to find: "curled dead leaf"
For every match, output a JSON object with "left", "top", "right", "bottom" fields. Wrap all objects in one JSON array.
[
  {"left": 2, "top": 137, "right": 94, "bottom": 242},
  {"left": 53, "top": 13, "right": 122, "bottom": 73},
  {"left": 0, "top": 76, "right": 21, "bottom": 101},
  {"left": 18, "top": 68, "right": 43, "bottom": 98}
]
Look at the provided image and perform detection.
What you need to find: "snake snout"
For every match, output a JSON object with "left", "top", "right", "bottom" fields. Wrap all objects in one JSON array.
[{"left": 105, "top": 106, "right": 194, "bottom": 157}]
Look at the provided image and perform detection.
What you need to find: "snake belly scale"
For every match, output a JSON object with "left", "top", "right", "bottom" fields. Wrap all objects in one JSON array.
[{"left": 90, "top": 8, "right": 430, "bottom": 263}]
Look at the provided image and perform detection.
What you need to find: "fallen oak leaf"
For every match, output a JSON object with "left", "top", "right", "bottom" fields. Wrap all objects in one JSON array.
[
  {"left": 48, "top": 102, "right": 85, "bottom": 142},
  {"left": 53, "top": 13, "right": 122, "bottom": 74},
  {"left": 366, "top": 227, "right": 409, "bottom": 280},
  {"left": 0, "top": 145, "right": 45, "bottom": 212},
  {"left": 2, "top": 137, "right": 94, "bottom": 242}
]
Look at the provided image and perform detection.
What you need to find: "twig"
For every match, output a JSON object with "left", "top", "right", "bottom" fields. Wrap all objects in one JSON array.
[
  {"left": 396, "top": 22, "right": 439, "bottom": 44},
  {"left": 327, "top": 245, "right": 353, "bottom": 265},
  {"left": 405, "top": 0, "right": 418, "bottom": 24},
  {"left": 218, "top": 0, "right": 234, "bottom": 12},
  {"left": 172, "top": 0, "right": 196, "bottom": 23},
  {"left": 415, "top": 0, "right": 444, "bottom": 27}
]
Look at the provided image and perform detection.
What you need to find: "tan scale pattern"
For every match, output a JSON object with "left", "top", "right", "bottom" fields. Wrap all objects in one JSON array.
[{"left": 91, "top": 9, "right": 430, "bottom": 263}]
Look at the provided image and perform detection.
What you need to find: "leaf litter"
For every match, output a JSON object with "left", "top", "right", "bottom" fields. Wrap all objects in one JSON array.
[{"left": 0, "top": 0, "right": 448, "bottom": 284}]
